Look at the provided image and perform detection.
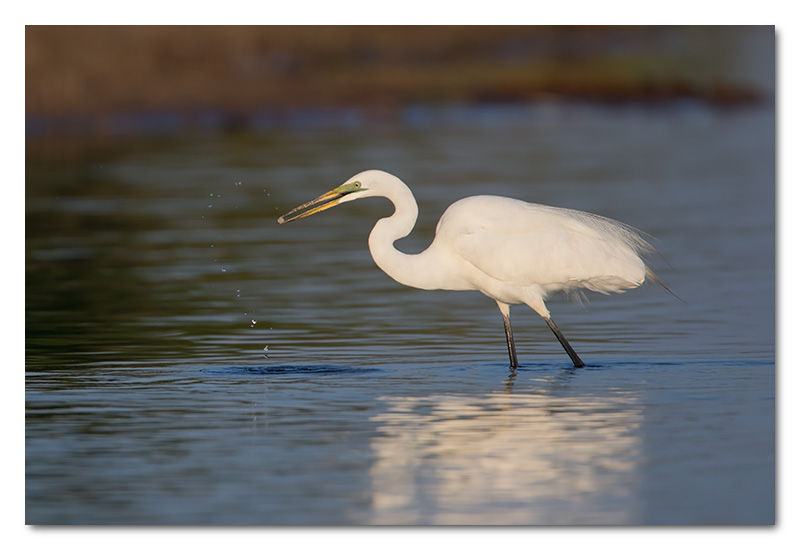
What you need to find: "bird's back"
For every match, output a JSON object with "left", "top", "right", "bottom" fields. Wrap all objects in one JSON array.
[{"left": 435, "top": 195, "right": 652, "bottom": 296}]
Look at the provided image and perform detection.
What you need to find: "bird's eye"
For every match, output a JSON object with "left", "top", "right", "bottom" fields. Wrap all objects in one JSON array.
[{"left": 353, "top": 182, "right": 361, "bottom": 188}]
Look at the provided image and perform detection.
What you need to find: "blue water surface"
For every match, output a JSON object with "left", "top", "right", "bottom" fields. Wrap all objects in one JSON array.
[{"left": 26, "top": 103, "right": 774, "bottom": 525}]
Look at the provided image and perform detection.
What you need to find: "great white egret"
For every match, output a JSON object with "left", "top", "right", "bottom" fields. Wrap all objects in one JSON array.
[{"left": 278, "top": 170, "right": 658, "bottom": 368}]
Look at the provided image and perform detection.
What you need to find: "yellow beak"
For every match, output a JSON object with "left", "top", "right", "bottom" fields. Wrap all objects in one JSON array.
[{"left": 277, "top": 189, "right": 344, "bottom": 224}]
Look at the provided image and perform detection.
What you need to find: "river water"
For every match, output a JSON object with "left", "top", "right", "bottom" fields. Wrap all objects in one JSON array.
[{"left": 26, "top": 103, "right": 774, "bottom": 524}]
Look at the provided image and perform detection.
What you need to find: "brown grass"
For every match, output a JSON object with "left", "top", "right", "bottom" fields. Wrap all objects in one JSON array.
[{"left": 26, "top": 26, "right": 764, "bottom": 122}]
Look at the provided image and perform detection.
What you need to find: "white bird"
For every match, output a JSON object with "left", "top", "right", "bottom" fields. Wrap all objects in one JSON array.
[{"left": 278, "top": 170, "right": 658, "bottom": 368}]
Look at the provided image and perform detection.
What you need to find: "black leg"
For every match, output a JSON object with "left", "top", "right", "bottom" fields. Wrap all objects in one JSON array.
[
  {"left": 502, "top": 311, "right": 520, "bottom": 369},
  {"left": 544, "top": 317, "right": 585, "bottom": 368}
]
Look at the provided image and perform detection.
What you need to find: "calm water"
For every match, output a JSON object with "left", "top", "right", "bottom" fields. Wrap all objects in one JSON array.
[{"left": 26, "top": 104, "right": 774, "bottom": 525}]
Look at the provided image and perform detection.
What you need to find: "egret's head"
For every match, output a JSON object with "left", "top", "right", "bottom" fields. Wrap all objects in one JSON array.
[{"left": 277, "top": 171, "right": 387, "bottom": 224}]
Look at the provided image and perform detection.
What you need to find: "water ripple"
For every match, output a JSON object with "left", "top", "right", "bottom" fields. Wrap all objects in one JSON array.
[{"left": 204, "top": 364, "right": 383, "bottom": 377}]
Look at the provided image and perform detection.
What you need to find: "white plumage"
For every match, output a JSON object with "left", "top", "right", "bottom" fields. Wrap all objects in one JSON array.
[{"left": 278, "top": 170, "right": 657, "bottom": 368}]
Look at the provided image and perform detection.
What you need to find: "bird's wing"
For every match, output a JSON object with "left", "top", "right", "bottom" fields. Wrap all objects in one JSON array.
[{"left": 448, "top": 198, "right": 648, "bottom": 294}]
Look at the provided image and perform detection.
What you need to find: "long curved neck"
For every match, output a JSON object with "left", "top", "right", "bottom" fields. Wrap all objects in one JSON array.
[{"left": 367, "top": 182, "right": 444, "bottom": 291}]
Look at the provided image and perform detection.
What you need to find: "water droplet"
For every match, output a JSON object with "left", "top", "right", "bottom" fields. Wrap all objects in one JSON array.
[
  {"left": 221, "top": 268, "right": 227, "bottom": 272},
  {"left": 251, "top": 319, "right": 257, "bottom": 327},
  {"left": 235, "top": 181, "right": 242, "bottom": 186},
  {"left": 263, "top": 345, "right": 269, "bottom": 351},
  {"left": 208, "top": 204, "right": 213, "bottom": 208}
]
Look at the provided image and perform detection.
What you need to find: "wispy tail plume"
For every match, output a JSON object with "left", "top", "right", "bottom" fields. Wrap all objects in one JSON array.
[{"left": 646, "top": 267, "right": 684, "bottom": 303}]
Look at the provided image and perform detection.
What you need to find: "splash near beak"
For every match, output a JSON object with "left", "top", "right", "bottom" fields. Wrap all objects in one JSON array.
[{"left": 277, "top": 189, "right": 344, "bottom": 224}]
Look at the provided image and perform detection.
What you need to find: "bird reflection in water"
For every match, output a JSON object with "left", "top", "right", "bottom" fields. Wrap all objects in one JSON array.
[{"left": 366, "top": 386, "right": 643, "bottom": 525}]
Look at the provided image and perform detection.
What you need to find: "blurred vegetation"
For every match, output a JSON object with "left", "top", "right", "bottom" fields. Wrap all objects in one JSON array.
[{"left": 26, "top": 26, "right": 768, "bottom": 136}]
